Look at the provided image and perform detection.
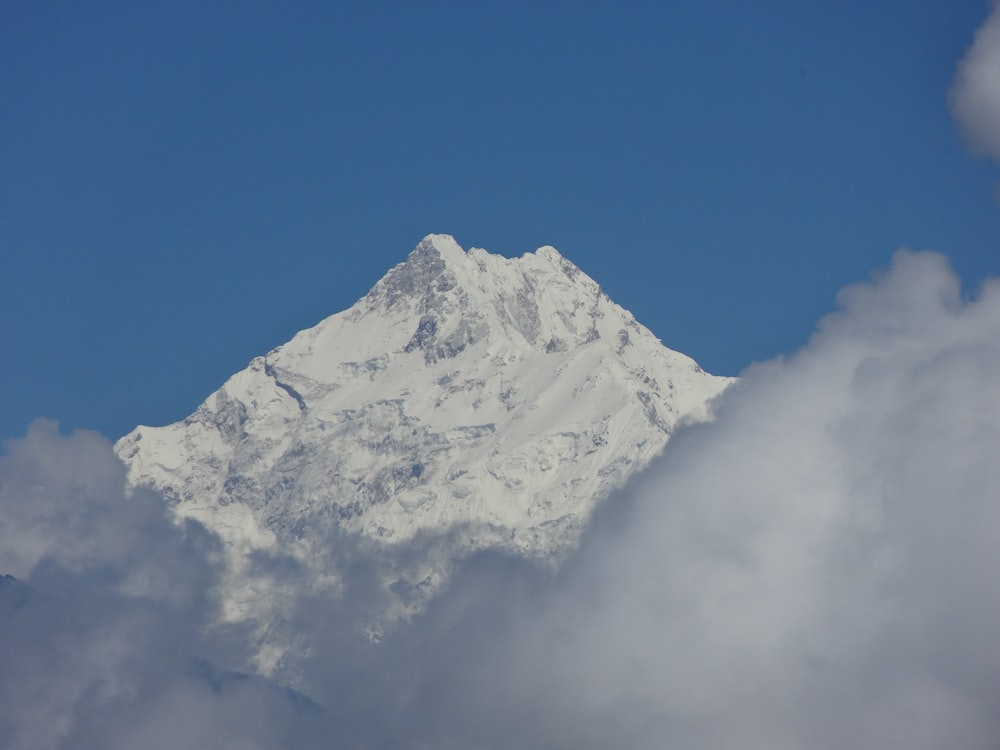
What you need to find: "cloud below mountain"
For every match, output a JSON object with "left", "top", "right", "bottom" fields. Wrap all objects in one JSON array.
[
  {"left": 461, "top": 249, "right": 1000, "bottom": 749},
  {"left": 2, "top": 249, "right": 999, "bottom": 748},
  {"left": 0, "top": 423, "right": 326, "bottom": 750}
]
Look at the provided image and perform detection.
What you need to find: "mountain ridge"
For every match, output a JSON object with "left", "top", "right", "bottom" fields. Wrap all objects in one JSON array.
[{"left": 115, "top": 234, "right": 732, "bottom": 668}]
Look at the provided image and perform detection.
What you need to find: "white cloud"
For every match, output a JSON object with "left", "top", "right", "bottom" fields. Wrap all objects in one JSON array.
[
  {"left": 0, "top": 423, "right": 327, "bottom": 749},
  {"left": 949, "top": 4, "right": 1000, "bottom": 162},
  {"left": 3, "top": 250, "right": 999, "bottom": 748},
  {"left": 463, "top": 249, "right": 1000, "bottom": 749}
]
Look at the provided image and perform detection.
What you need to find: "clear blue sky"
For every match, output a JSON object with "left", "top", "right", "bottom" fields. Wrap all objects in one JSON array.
[{"left": 2, "top": 0, "right": 998, "bottom": 442}]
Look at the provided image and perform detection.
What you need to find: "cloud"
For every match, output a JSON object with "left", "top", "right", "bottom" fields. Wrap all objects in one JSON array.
[
  {"left": 949, "top": 4, "right": 1000, "bottom": 163},
  {"left": 3, "top": 250, "right": 1000, "bottom": 748},
  {"left": 0, "top": 423, "right": 328, "bottom": 749},
  {"left": 462, "top": 249, "right": 1000, "bottom": 749}
]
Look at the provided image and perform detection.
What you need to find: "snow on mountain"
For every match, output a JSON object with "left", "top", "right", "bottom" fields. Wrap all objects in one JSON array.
[{"left": 115, "top": 234, "right": 731, "bottom": 668}]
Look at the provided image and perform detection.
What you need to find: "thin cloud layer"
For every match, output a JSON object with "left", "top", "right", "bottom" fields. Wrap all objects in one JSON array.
[
  {"left": 950, "top": 3, "right": 1000, "bottom": 162},
  {"left": 2, "top": 250, "right": 999, "bottom": 749}
]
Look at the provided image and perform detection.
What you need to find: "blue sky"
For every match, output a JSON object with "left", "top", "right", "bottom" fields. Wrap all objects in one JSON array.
[{"left": 2, "top": 0, "right": 998, "bottom": 442}]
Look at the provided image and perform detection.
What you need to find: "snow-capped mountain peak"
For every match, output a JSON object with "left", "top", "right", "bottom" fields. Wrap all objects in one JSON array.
[{"left": 116, "top": 234, "right": 731, "bottom": 666}]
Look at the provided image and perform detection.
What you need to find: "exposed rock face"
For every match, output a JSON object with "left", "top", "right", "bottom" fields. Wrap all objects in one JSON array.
[{"left": 116, "top": 234, "right": 732, "bottom": 671}]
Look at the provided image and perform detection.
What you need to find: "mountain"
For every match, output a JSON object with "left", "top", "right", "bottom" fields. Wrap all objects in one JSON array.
[{"left": 115, "top": 234, "right": 731, "bottom": 670}]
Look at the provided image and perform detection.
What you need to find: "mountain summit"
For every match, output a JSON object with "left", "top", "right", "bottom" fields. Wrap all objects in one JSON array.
[{"left": 116, "top": 234, "right": 731, "bottom": 664}]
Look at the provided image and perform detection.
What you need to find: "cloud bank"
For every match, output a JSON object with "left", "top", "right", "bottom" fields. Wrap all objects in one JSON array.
[
  {"left": 0, "top": 423, "right": 327, "bottom": 750},
  {"left": 463, "top": 249, "right": 1000, "bottom": 749},
  {"left": 950, "top": 3, "right": 1000, "bottom": 163},
  {"left": 2, "top": 250, "right": 999, "bottom": 748}
]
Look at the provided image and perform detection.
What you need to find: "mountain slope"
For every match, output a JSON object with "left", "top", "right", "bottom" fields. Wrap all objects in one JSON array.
[{"left": 116, "top": 234, "right": 731, "bottom": 662}]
